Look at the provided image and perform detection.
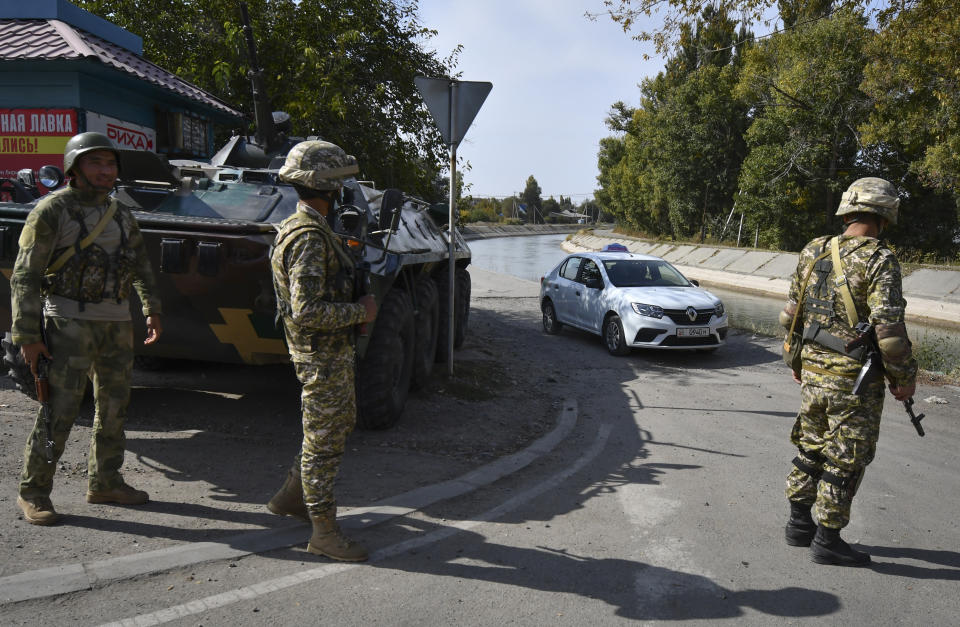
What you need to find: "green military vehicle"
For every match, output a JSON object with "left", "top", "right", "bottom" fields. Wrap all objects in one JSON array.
[
  {"left": 0, "top": 121, "right": 472, "bottom": 431},
  {"left": 0, "top": 3, "right": 471, "bottom": 430}
]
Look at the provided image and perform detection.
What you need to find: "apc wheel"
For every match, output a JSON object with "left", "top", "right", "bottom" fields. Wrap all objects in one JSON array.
[
  {"left": 541, "top": 300, "right": 563, "bottom": 335},
  {"left": 358, "top": 288, "right": 415, "bottom": 430},
  {"left": 604, "top": 314, "right": 631, "bottom": 356},
  {"left": 410, "top": 276, "right": 439, "bottom": 390},
  {"left": 454, "top": 267, "right": 471, "bottom": 348}
]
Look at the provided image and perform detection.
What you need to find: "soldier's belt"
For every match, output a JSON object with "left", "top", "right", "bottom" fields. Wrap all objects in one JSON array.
[{"left": 801, "top": 364, "right": 858, "bottom": 378}]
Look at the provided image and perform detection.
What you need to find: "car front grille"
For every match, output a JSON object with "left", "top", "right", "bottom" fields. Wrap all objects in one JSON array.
[
  {"left": 662, "top": 308, "right": 715, "bottom": 325},
  {"left": 661, "top": 334, "right": 720, "bottom": 347}
]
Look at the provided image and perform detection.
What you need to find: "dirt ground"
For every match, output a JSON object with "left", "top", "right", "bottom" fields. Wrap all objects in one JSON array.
[{"left": 0, "top": 280, "right": 558, "bottom": 578}]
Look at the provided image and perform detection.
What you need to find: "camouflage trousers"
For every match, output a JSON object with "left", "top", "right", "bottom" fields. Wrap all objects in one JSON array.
[
  {"left": 20, "top": 317, "right": 135, "bottom": 498},
  {"left": 785, "top": 380, "right": 884, "bottom": 529},
  {"left": 292, "top": 348, "right": 357, "bottom": 516}
]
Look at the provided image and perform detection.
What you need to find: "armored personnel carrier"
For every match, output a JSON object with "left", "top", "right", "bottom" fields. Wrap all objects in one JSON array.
[{"left": 0, "top": 139, "right": 472, "bottom": 430}]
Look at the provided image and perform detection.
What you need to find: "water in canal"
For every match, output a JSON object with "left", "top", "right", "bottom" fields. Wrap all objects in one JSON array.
[{"left": 468, "top": 233, "right": 960, "bottom": 373}]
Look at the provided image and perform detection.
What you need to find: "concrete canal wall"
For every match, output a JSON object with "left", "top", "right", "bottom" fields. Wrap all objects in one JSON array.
[
  {"left": 564, "top": 229, "right": 960, "bottom": 330},
  {"left": 462, "top": 223, "right": 584, "bottom": 240}
]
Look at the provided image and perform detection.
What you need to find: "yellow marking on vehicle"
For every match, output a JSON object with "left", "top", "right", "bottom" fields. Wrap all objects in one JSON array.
[{"left": 209, "top": 308, "right": 286, "bottom": 363}]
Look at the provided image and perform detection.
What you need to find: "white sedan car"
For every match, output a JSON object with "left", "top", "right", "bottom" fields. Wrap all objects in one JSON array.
[{"left": 539, "top": 250, "right": 728, "bottom": 355}]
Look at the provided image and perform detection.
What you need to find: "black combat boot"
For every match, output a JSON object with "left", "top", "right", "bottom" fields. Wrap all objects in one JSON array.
[
  {"left": 811, "top": 525, "right": 870, "bottom": 566},
  {"left": 785, "top": 502, "right": 817, "bottom": 547}
]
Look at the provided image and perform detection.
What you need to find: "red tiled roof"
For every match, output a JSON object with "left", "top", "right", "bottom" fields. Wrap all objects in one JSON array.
[{"left": 0, "top": 19, "right": 243, "bottom": 119}]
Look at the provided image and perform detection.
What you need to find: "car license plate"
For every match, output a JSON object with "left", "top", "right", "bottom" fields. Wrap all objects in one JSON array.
[{"left": 677, "top": 327, "right": 710, "bottom": 337}]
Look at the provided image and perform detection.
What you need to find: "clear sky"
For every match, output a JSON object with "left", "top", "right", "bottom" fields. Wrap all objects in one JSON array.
[{"left": 416, "top": 0, "right": 663, "bottom": 202}]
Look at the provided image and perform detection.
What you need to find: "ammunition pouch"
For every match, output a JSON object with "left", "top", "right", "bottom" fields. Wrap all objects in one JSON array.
[{"left": 44, "top": 243, "right": 110, "bottom": 306}]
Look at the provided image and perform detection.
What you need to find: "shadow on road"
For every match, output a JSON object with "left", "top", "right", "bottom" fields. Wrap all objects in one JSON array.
[{"left": 354, "top": 304, "right": 839, "bottom": 619}]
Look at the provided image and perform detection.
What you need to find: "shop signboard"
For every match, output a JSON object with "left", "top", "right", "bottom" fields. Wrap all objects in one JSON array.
[
  {"left": 86, "top": 112, "right": 156, "bottom": 152},
  {"left": 0, "top": 108, "right": 78, "bottom": 181}
]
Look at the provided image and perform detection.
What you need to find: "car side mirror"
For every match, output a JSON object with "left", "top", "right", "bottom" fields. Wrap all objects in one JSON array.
[
  {"left": 587, "top": 278, "right": 604, "bottom": 290},
  {"left": 690, "top": 279, "right": 700, "bottom": 287}
]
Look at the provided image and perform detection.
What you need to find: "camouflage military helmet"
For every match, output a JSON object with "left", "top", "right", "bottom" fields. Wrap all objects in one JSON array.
[
  {"left": 63, "top": 132, "right": 120, "bottom": 175},
  {"left": 277, "top": 140, "right": 359, "bottom": 191},
  {"left": 836, "top": 177, "right": 900, "bottom": 225}
]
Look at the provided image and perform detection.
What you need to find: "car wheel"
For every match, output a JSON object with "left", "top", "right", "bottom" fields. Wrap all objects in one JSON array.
[
  {"left": 542, "top": 300, "right": 563, "bottom": 335},
  {"left": 604, "top": 314, "right": 630, "bottom": 356}
]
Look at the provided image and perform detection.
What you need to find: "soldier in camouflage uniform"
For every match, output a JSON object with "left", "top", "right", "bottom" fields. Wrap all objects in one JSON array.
[
  {"left": 780, "top": 177, "right": 917, "bottom": 566},
  {"left": 266, "top": 140, "right": 377, "bottom": 562},
  {"left": 12, "top": 132, "right": 163, "bottom": 526}
]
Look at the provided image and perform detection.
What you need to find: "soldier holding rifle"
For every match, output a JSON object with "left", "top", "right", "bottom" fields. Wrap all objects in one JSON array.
[
  {"left": 266, "top": 140, "right": 377, "bottom": 562},
  {"left": 12, "top": 132, "right": 162, "bottom": 526},
  {"left": 779, "top": 177, "right": 918, "bottom": 566}
]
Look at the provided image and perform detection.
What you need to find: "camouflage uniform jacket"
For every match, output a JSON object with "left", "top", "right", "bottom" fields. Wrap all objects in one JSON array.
[
  {"left": 9, "top": 186, "right": 161, "bottom": 346},
  {"left": 788, "top": 234, "right": 917, "bottom": 390},
  {"left": 270, "top": 203, "right": 365, "bottom": 363}
]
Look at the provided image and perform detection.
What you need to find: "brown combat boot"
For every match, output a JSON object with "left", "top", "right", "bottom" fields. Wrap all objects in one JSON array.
[
  {"left": 17, "top": 495, "right": 61, "bottom": 526},
  {"left": 267, "top": 465, "right": 309, "bottom": 522},
  {"left": 308, "top": 510, "right": 368, "bottom": 562},
  {"left": 87, "top": 483, "right": 149, "bottom": 505}
]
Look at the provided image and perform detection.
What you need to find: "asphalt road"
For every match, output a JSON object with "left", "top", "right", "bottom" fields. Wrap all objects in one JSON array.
[{"left": 2, "top": 268, "right": 959, "bottom": 625}]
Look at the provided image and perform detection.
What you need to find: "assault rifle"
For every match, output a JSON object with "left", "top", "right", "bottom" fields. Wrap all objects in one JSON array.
[
  {"left": 846, "top": 322, "right": 926, "bottom": 437},
  {"left": 34, "top": 355, "right": 55, "bottom": 462},
  {"left": 335, "top": 202, "right": 371, "bottom": 337}
]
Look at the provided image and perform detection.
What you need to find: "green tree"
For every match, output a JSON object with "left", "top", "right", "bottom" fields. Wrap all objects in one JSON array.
[
  {"left": 595, "top": 9, "right": 750, "bottom": 239},
  {"left": 522, "top": 175, "right": 542, "bottom": 224},
  {"left": 861, "top": 0, "right": 960, "bottom": 196},
  {"left": 542, "top": 196, "right": 560, "bottom": 221},
  {"left": 735, "top": 8, "right": 872, "bottom": 249},
  {"left": 75, "top": 0, "right": 458, "bottom": 199}
]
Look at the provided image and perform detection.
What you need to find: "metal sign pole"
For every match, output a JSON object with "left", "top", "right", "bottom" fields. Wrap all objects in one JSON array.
[{"left": 447, "top": 82, "right": 458, "bottom": 374}]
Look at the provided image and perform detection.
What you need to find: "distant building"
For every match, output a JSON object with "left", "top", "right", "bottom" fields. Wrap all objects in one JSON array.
[{"left": 0, "top": 0, "right": 243, "bottom": 181}]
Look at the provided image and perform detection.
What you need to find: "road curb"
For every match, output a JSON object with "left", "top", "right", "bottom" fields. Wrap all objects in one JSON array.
[{"left": 0, "top": 399, "right": 579, "bottom": 605}]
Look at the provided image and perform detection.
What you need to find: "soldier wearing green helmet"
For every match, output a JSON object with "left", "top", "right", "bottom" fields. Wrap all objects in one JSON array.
[
  {"left": 779, "top": 177, "right": 917, "bottom": 566},
  {"left": 266, "top": 140, "right": 377, "bottom": 562},
  {"left": 11, "top": 131, "right": 163, "bottom": 526}
]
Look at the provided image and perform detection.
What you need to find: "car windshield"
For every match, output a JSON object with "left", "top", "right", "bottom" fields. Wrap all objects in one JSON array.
[{"left": 602, "top": 259, "right": 691, "bottom": 288}]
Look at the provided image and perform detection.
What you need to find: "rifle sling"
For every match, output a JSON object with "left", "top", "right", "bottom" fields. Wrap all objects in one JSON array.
[{"left": 830, "top": 236, "right": 860, "bottom": 328}]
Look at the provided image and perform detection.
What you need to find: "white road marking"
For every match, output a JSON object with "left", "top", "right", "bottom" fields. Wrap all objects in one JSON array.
[{"left": 99, "top": 423, "right": 612, "bottom": 627}]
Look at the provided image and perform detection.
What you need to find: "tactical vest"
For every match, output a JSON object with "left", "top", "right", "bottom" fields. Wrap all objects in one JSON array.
[
  {"left": 271, "top": 210, "right": 356, "bottom": 352},
  {"left": 800, "top": 237, "right": 868, "bottom": 361},
  {"left": 43, "top": 207, "right": 138, "bottom": 310}
]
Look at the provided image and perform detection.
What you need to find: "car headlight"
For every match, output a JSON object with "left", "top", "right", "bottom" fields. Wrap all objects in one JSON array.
[
  {"left": 714, "top": 301, "right": 725, "bottom": 317},
  {"left": 631, "top": 302, "right": 663, "bottom": 318}
]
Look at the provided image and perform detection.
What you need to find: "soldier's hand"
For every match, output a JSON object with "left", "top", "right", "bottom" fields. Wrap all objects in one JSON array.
[
  {"left": 889, "top": 382, "right": 915, "bottom": 401},
  {"left": 792, "top": 370, "right": 801, "bottom": 384},
  {"left": 359, "top": 294, "right": 377, "bottom": 323},
  {"left": 144, "top": 315, "right": 163, "bottom": 345},
  {"left": 21, "top": 342, "right": 52, "bottom": 377}
]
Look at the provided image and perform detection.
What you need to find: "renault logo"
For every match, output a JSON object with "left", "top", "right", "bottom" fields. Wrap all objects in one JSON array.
[{"left": 686, "top": 306, "right": 697, "bottom": 322}]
